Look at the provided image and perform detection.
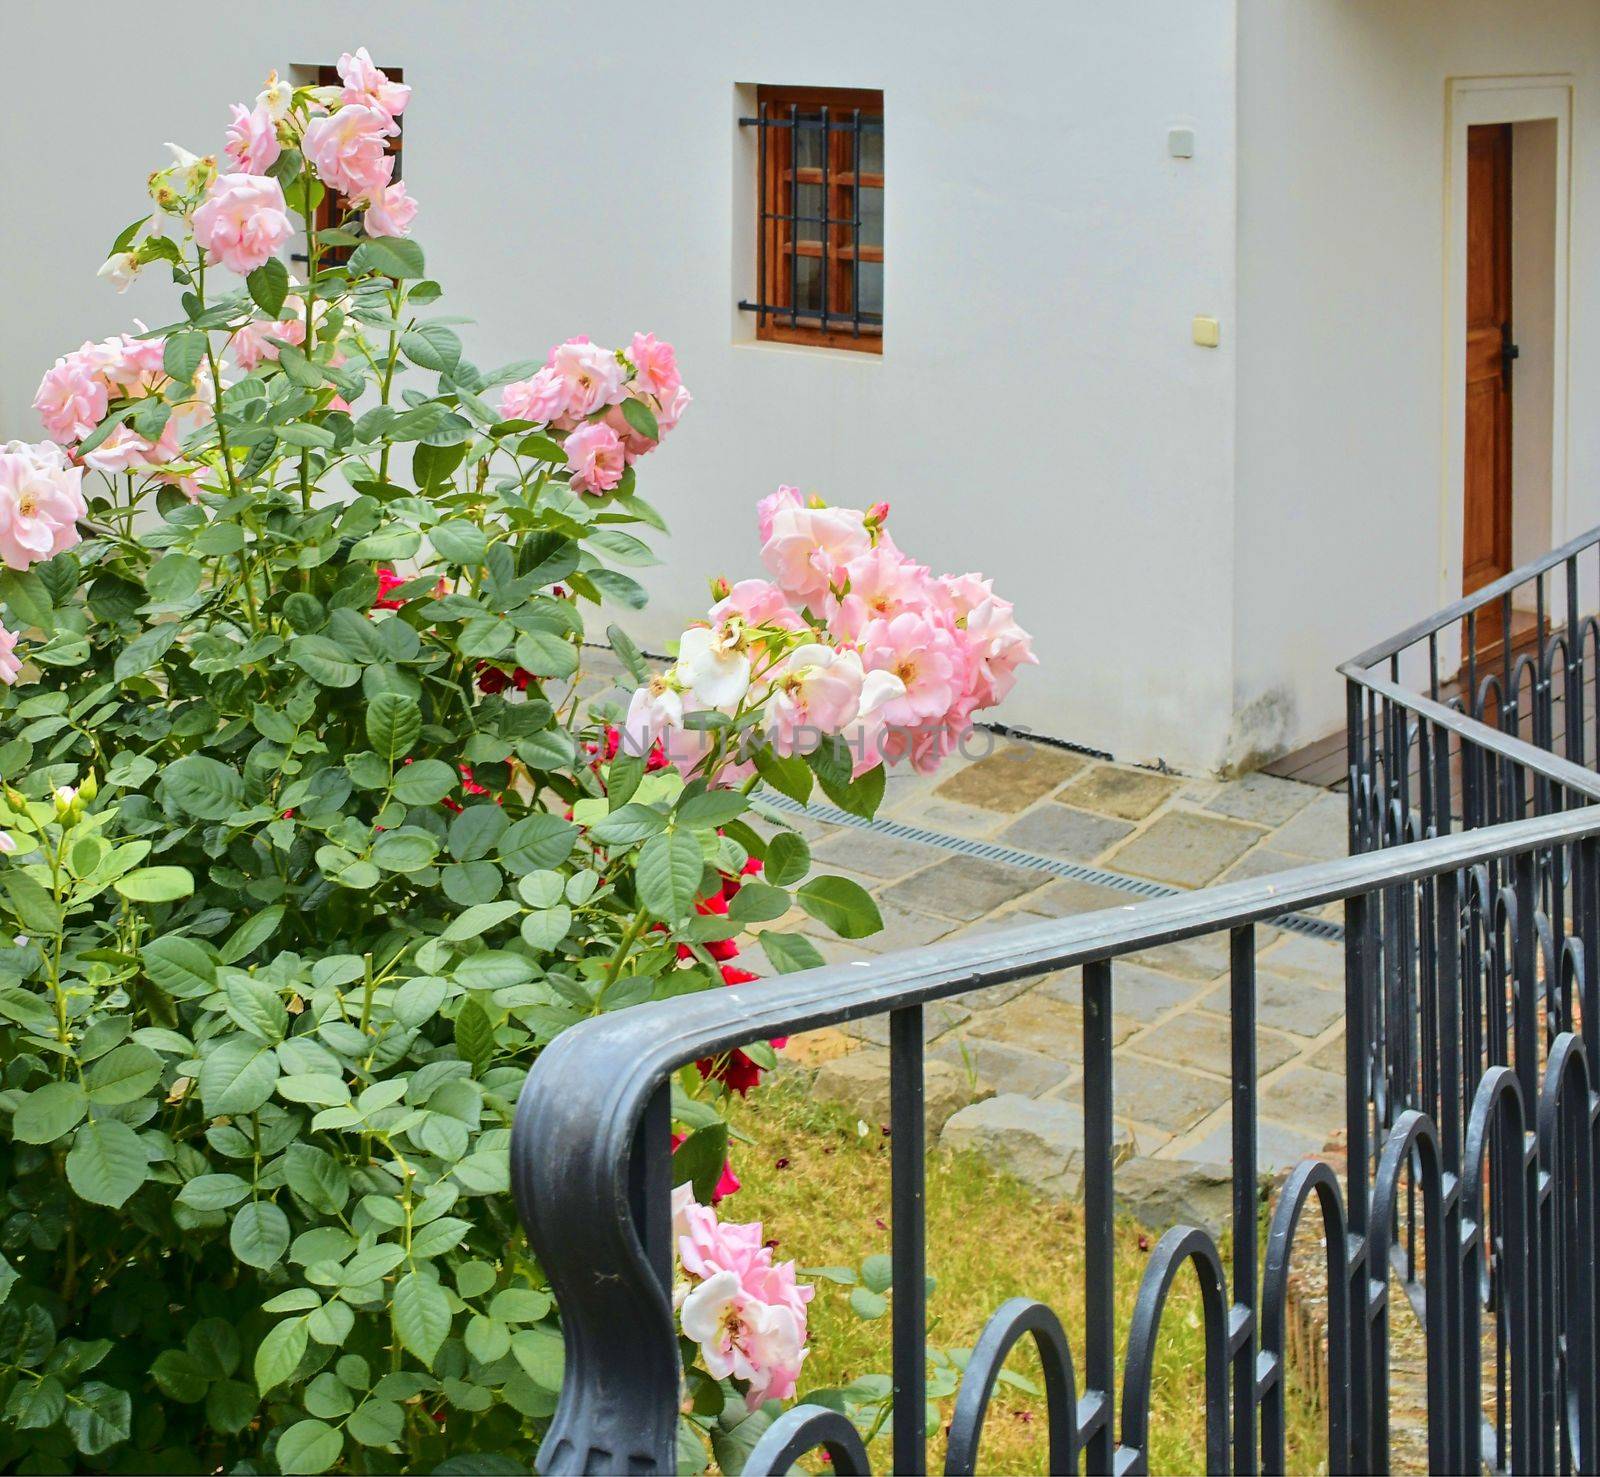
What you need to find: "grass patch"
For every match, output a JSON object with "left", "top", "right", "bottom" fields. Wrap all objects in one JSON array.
[{"left": 726, "top": 1077, "right": 1327, "bottom": 1474}]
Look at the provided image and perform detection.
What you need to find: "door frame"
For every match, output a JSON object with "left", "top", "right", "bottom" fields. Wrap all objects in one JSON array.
[{"left": 1441, "top": 76, "right": 1572, "bottom": 611}]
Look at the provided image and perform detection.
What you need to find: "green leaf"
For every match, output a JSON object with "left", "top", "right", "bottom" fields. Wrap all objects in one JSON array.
[
  {"left": 162, "top": 331, "right": 207, "bottom": 386},
  {"left": 150, "top": 1348, "right": 209, "bottom": 1403},
  {"left": 860, "top": 1252, "right": 894, "bottom": 1293},
  {"left": 430, "top": 519, "right": 487, "bottom": 565},
  {"left": 393, "top": 758, "right": 457, "bottom": 805},
  {"left": 758, "top": 931, "right": 826, "bottom": 974},
  {"left": 276, "top": 1417, "right": 343, "bottom": 1475},
  {"left": 141, "top": 935, "right": 215, "bottom": 998},
  {"left": 114, "top": 866, "right": 194, "bottom": 903},
  {"left": 727, "top": 882, "right": 790, "bottom": 924},
  {"left": 351, "top": 236, "right": 426, "bottom": 280},
  {"left": 220, "top": 905, "right": 285, "bottom": 965},
  {"left": 347, "top": 1397, "right": 405, "bottom": 1447},
  {"left": 606, "top": 623, "right": 650, "bottom": 683},
  {"left": 199, "top": 1035, "right": 279, "bottom": 1115},
  {"left": 176, "top": 1173, "right": 251, "bottom": 1211},
  {"left": 371, "top": 826, "right": 440, "bottom": 872},
  {"left": 66, "top": 1119, "right": 148, "bottom": 1207},
  {"left": 620, "top": 396, "right": 660, "bottom": 442},
  {"left": 672, "top": 1121, "right": 729, "bottom": 1205},
  {"left": 402, "top": 324, "right": 462, "bottom": 372},
  {"left": 497, "top": 813, "right": 578, "bottom": 873},
  {"left": 449, "top": 802, "right": 508, "bottom": 861},
  {"left": 676, "top": 790, "right": 748, "bottom": 830},
  {"left": 588, "top": 803, "right": 666, "bottom": 846},
  {"left": 254, "top": 1317, "right": 308, "bottom": 1393},
  {"left": 84, "top": 1043, "right": 163, "bottom": 1104},
  {"left": 413, "top": 438, "right": 467, "bottom": 490},
  {"left": 454, "top": 999, "right": 495, "bottom": 1074},
  {"left": 392, "top": 1271, "right": 450, "bottom": 1367},
  {"left": 13, "top": 1080, "right": 88, "bottom": 1143},
  {"left": 164, "top": 753, "right": 244, "bottom": 820},
  {"left": 0, "top": 569, "right": 54, "bottom": 631},
  {"left": 230, "top": 1200, "right": 290, "bottom": 1269},
  {"left": 247, "top": 256, "right": 289, "bottom": 316},
  {"left": 63, "top": 1380, "right": 131, "bottom": 1457},
  {"left": 849, "top": 1286, "right": 888, "bottom": 1320},
  {"left": 113, "top": 622, "right": 179, "bottom": 682},
  {"left": 807, "top": 739, "right": 885, "bottom": 819},
  {"left": 636, "top": 829, "right": 704, "bottom": 922},
  {"left": 764, "top": 831, "right": 811, "bottom": 887},
  {"left": 366, "top": 692, "right": 422, "bottom": 762},
  {"left": 290, "top": 634, "right": 363, "bottom": 688},
  {"left": 753, "top": 746, "right": 814, "bottom": 806},
  {"left": 514, "top": 629, "right": 578, "bottom": 679},
  {"left": 796, "top": 875, "right": 883, "bottom": 939}
]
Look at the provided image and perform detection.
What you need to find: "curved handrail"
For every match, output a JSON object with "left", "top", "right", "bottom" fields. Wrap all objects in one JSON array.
[{"left": 512, "top": 804, "right": 1600, "bottom": 1473}]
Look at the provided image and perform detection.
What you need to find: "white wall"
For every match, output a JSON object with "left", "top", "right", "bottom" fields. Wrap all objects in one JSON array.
[
  {"left": 0, "top": 0, "right": 1241, "bottom": 771},
  {"left": 1233, "top": 1, "right": 1600, "bottom": 768}
]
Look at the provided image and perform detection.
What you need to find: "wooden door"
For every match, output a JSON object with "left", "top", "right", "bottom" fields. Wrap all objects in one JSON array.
[{"left": 1463, "top": 124, "right": 1514, "bottom": 602}]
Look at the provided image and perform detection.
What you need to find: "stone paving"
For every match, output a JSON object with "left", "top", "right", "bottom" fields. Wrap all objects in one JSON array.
[
  {"left": 751, "top": 738, "right": 1354, "bottom": 1236},
  {"left": 571, "top": 648, "right": 1352, "bottom": 1236}
]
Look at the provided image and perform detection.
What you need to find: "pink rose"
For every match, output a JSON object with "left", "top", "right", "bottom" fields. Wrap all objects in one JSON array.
[
  {"left": 764, "top": 644, "right": 867, "bottom": 757},
  {"left": 826, "top": 537, "right": 935, "bottom": 642},
  {"left": 860, "top": 609, "right": 961, "bottom": 726},
  {"left": 192, "top": 174, "right": 292, "bottom": 275},
  {"left": 362, "top": 181, "right": 417, "bottom": 237},
  {"left": 658, "top": 382, "right": 692, "bottom": 434},
  {"left": 548, "top": 339, "right": 625, "bottom": 418},
  {"left": 301, "top": 105, "right": 395, "bottom": 200},
  {"left": 563, "top": 421, "right": 626, "bottom": 494},
  {"left": 0, "top": 623, "right": 21, "bottom": 686},
  {"left": 231, "top": 317, "right": 307, "bottom": 372},
  {"left": 100, "top": 335, "right": 168, "bottom": 397},
  {"left": 757, "top": 485, "right": 802, "bottom": 544},
  {"left": 500, "top": 368, "right": 568, "bottom": 425},
  {"left": 33, "top": 351, "right": 108, "bottom": 443},
  {"left": 759, "top": 501, "right": 871, "bottom": 609},
  {"left": 336, "top": 47, "right": 410, "bottom": 121},
  {"left": 0, "top": 441, "right": 86, "bottom": 571},
  {"left": 709, "top": 579, "right": 804, "bottom": 632},
  {"left": 628, "top": 332, "right": 681, "bottom": 400},
  {"left": 224, "top": 102, "right": 281, "bottom": 174}
]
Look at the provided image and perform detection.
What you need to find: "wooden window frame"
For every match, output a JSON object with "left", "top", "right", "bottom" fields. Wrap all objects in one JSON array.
[{"left": 751, "top": 84, "right": 883, "bottom": 353}]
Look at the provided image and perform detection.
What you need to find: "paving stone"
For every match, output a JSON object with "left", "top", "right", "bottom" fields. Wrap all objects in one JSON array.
[
  {"left": 940, "top": 1093, "right": 1131, "bottom": 1198},
  {"left": 1221, "top": 848, "right": 1308, "bottom": 883},
  {"left": 848, "top": 1000, "right": 971, "bottom": 1046},
  {"left": 931, "top": 1037, "right": 1073, "bottom": 1098},
  {"left": 779, "top": 1028, "right": 858, "bottom": 1071},
  {"left": 811, "top": 829, "right": 941, "bottom": 881},
  {"left": 1309, "top": 1031, "right": 1348, "bottom": 1074},
  {"left": 752, "top": 810, "right": 842, "bottom": 844},
  {"left": 998, "top": 802, "right": 1133, "bottom": 863},
  {"left": 1270, "top": 793, "right": 1350, "bottom": 861},
  {"left": 1028, "top": 877, "right": 1139, "bottom": 918},
  {"left": 1176, "top": 1116, "right": 1325, "bottom": 1173},
  {"left": 1116, "top": 1156, "right": 1234, "bottom": 1239},
  {"left": 880, "top": 855, "right": 1046, "bottom": 922},
  {"left": 1035, "top": 963, "right": 1203, "bottom": 1023},
  {"left": 1113, "top": 1054, "right": 1230, "bottom": 1134},
  {"left": 932, "top": 744, "right": 1085, "bottom": 813},
  {"left": 964, "top": 993, "right": 1138, "bottom": 1056},
  {"left": 1202, "top": 971, "right": 1344, "bottom": 1038},
  {"left": 1106, "top": 811, "right": 1264, "bottom": 888},
  {"left": 1205, "top": 772, "right": 1319, "bottom": 827},
  {"left": 890, "top": 795, "right": 1010, "bottom": 838},
  {"left": 1127, "top": 1010, "right": 1301, "bottom": 1077},
  {"left": 1126, "top": 933, "right": 1234, "bottom": 982},
  {"left": 953, "top": 974, "right": 1039, "bottom": 1010},
  {"left": 1261, "top": 1066, "right": 1346, "bottom": 1130},
  {"left": 1059, "top": 764, "right": 1182, "bottom": 821},
  {"left": 1258, "top": 933, "right": 1344, "bottom": 990},
  {"left": 811, "top": 1050, "right": 990, "bottom": 1142}
]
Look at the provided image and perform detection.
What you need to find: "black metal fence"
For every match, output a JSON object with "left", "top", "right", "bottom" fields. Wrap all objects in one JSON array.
[{"left": 512, "top": 805, "right": 1600, "bottom": 1473}]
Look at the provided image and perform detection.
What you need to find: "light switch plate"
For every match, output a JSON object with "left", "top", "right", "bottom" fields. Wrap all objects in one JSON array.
[
  {"left": 1192, "top": 316, "right": 1220, "bottom": 348},
  {"left": 1168, "top": 127, "right": 1195, "bottom": 159}
]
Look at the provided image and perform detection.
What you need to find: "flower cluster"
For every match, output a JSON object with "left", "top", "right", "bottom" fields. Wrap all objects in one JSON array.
[
  {"left": 674, "top": 1186, "right": 811, "bottom": 1408},
  {"left": 0, "top": 441, "right": 85, "bottom": 580},
  {"left": 626, "top": 493, "right": 1035, "bottom": 779},
  {"left": 499, "top": 332, "right": 690, "bottom": 495}
]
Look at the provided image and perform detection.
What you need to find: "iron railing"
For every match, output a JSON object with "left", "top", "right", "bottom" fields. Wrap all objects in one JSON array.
[{"left": 512, "top": 807, "right": 1600, "bottom": 1473}]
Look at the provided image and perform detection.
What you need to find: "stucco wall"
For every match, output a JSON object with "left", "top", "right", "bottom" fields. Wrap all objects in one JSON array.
[
  {"left": 1233, "top": 0, "right": 1600, "bottom": 769},
  {"left": 0, "top": 0, "right": 1241, "bottom": 770}
]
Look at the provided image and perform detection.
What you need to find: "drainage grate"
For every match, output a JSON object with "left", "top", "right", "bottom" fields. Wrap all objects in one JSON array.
[{"left": 759, "top": 792, "right": 1345, "bottom": 944}]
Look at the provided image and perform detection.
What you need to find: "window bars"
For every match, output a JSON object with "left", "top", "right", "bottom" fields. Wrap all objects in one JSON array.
[{"left": 739, "top": 87, "right": 883, "bottom": 350}]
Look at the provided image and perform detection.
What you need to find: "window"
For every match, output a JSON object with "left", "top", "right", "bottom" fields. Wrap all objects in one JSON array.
[{"left": 740, "top": 85, "right": 883, "bottom": 352}]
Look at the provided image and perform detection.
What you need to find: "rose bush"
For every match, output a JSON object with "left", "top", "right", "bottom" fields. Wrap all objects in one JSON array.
[{"left": 0, "top": 50, "right": 1031, "bottom": 1474}]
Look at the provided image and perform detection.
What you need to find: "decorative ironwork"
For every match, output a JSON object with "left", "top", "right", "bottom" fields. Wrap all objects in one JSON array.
[{"left": 512, "top": 803, "right": 1600, "bottom": 1473}]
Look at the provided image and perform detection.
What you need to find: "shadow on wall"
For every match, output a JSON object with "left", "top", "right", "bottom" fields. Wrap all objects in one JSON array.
[{"left": 1222, "top": 684, "right": 1298, "bottom": 777}]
